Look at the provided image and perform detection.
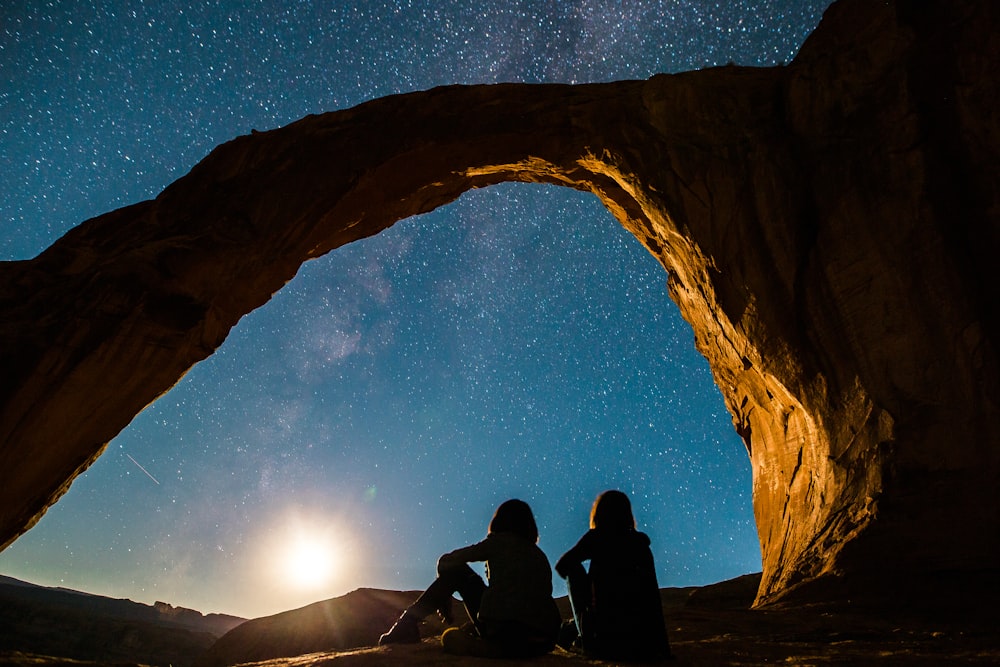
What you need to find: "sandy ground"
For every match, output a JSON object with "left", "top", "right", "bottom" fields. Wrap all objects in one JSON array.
[
  {"left": 210, "top": 614, "right": 1000, "bottom": 667},
  {"left": 214, "top": 574, "right": 1000, "bottom": 666}
]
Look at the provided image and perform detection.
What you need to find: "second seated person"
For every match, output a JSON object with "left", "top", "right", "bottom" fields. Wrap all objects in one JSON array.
[{"left": 556, "top": 490, "right": 673, "bottom": 662}]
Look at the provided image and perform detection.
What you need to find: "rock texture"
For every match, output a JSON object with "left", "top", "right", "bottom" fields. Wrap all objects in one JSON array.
[{"left": 0, "top": 0, "right": 997, "bottom": 606}]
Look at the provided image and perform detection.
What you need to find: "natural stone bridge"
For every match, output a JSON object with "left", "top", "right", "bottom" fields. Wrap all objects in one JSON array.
[{"left": 1, "top": 0, "right": 996, "bottom": 606}]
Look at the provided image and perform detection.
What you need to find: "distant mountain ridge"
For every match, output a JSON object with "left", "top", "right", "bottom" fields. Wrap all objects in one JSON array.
[
  {"left": 0, "top": 574, "right": 245, "bottom": 666},
  {"left": 194, "top": 587, "right": 422, "bottom": 667},
  {"left": 0, "top": 574, "right": 245, "bottom": 635}
]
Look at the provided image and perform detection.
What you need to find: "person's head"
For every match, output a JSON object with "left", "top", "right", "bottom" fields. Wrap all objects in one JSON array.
[
  {"left": 589, "top": 490, "right": 636, "bottom": 531},
  {"left": 488, "top": 499, "right": 539, "bottom": 543}
]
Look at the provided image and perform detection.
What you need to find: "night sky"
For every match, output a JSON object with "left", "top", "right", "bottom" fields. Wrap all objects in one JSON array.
[{"left": 1, "top": 1, "right": 832, "bottom": 619}]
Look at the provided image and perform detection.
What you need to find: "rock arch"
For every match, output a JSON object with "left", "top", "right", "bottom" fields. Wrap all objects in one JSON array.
[{"left": 1, "top": 0, "right": 997, "bottom": 606}]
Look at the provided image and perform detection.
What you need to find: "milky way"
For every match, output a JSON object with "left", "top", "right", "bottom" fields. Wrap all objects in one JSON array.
[{"left": 1, "top": 1, "right": 832, "bottom": 617}]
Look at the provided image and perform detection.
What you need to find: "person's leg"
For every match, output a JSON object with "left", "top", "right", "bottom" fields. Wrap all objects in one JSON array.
[
  {"left": 379, "top": 578, "right": 451, "bottom": 645},
  {"left": 410, "top": 572, "right": 458, "bottom": 619},
  {"left": 379, "top": 563, "right": 487, "bottom": 645},
  {"left": 562, "top": 561, "right": 592, "bottom": 645},
  {"left": 437, "top": 562, "right": 486, "bottom": 629}
]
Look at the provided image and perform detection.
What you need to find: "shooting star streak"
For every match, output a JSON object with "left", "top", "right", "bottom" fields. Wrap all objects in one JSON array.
[{"left": 125, "top": 452, "right": 161, "bottom": 485}]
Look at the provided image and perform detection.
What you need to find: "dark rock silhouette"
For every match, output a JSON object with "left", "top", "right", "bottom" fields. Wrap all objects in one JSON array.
[
  {"left": 193, "top": 588, "right": 426, "bottom": 667},
  {"left": 0, "top": 0, "right": 997, "bottom": 607},
  {"left": 0, "top": 575, "right": 245, "bottom": 666}
]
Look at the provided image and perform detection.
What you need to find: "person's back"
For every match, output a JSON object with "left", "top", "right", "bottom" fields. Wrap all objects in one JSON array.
[
  {"left": 556, "top": 490, "right": 671, "bottom": 662},
  {"left": 585, "top": 527, "right": 669, "bottom": 660},
  {"left": 469, "top": 530, "right": 559, "bottom": 636}
]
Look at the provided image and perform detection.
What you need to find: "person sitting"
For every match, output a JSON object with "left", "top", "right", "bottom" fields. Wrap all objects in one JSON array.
[
  {"left": 379, "top": 498, "right": 561, "bottom": 658},
  {"left": 555, "top": 490, "right": 673, "bottom": 661}
]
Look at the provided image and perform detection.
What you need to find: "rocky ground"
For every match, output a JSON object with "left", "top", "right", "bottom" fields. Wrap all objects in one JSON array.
[
  {"left": 4, "top": 573, "right": 998, "bottom": 666},
  {"left": 232, "top": 578, "right": 998, "bottom": 666}
]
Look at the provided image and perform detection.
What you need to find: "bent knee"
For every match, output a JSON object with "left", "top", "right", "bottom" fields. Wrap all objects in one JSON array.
[{"left": 436, "top": 557, "right": 473, "bottom": 577}]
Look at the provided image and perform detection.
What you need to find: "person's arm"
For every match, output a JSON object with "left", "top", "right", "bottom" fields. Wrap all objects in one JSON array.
[
  {"left": 437, "top": 536, "right": 493, "bottom": 570},
  {"left": 554, "top": 530, "right": 595, "bottom": 579}
]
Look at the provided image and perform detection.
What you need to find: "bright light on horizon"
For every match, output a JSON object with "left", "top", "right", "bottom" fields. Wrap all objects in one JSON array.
[
  {"left": 282, "top": 533, "right": 338, "bottom": 590},
  {"left": 248, "top": 508, "right": 360, "bottom": 616}
]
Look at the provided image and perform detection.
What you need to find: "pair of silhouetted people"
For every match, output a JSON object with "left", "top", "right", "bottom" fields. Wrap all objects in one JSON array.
[{"left": 378, "top": 491, "right": 672, "bottom": 661}]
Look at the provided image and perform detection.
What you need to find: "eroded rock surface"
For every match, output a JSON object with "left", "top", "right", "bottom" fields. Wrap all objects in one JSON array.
[{"left": 0, "top": 0, "right": 997, "bottom": 605}]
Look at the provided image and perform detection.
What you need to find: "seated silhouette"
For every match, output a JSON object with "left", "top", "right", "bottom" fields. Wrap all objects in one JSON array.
[
  {"left": 556, "top": 490, "right": 673, "bottom": 661},
  {"left": 379, "top": 498, "right": 561, "bottom": 658}
]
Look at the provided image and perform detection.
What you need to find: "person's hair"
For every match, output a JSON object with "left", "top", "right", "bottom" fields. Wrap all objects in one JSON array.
[
  {"left": 589, "top": 490, "right": 637, "bottom": 530},
  {"left": 488, "top": 499, "right": 539, "bottom": 543}
]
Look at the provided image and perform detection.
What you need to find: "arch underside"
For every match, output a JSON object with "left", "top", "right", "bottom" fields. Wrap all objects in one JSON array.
[{"left": 1, "top": 0, "right": 998, "bottom": 607}]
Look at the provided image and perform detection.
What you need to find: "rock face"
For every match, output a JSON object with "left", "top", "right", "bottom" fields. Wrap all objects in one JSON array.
[{"left": 0, "top": 0, "right": 997, "bottom": 606}]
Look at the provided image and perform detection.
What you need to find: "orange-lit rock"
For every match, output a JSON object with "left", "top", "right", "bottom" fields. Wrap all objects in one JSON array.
[{"left": 0, "top": 0, "right": 997, "bottom": 606}]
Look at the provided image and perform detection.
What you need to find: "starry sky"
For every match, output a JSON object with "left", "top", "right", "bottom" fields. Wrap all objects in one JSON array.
[{"left": 0, "top": 1, "right": 832, "bottom": 619}]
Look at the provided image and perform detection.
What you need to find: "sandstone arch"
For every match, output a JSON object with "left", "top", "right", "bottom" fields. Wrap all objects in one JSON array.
[{"left": 1, "top": 0, "right": 997, "bottom": 606}]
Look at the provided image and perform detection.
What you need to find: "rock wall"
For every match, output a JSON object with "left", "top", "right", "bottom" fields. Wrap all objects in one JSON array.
[{"left": 0, "top": 0, "right": 997, "bottom": 605}]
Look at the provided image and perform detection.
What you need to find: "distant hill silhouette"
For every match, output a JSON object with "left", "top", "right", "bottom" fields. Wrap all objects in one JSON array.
[
  {"left": 194, "top": 588, "right": 426, "bottom": 667},
  {"left": 0, "top": 575, "right": 245, "bottom": 667}
]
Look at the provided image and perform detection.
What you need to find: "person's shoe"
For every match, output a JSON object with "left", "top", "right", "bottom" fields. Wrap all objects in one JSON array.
[
  {"left": 556, "top": 619, "right": 579, "bottom": 651},
  {"left": 378, "top": 613, "right": 420, "bottom": 645}
]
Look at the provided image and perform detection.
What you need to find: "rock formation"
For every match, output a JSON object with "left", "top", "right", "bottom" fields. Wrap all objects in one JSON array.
[{"left": 0, "top": 0, "right": 997, "bottom": 606}]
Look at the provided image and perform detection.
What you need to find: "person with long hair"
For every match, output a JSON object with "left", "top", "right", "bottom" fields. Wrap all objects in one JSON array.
[
  {"left": 555, "top": 490, "right": 673, "bottom": 661},
  {"left": 379, "top": 498, "right": 561, "bottom": 658}
]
